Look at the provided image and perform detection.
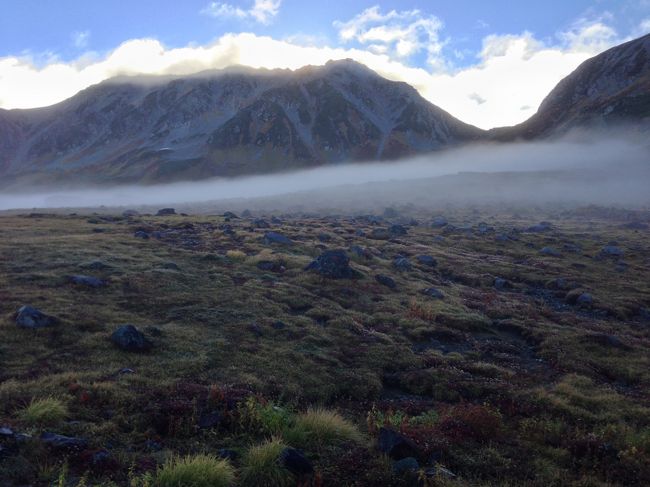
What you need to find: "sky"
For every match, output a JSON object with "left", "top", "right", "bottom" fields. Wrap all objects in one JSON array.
[{"left": 0, "top": 1, "right": 649, "bottom": 129}]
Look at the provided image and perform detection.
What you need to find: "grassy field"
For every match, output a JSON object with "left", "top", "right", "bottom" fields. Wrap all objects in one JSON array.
[{"left": 0, "top": 205, "right": 649, "bottom": 486}]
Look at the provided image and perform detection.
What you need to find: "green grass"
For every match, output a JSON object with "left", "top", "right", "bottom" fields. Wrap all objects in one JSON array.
[
  {"left": 17, "top": 397, "right": 68, "bottom": 426},
  {"left": 239, "top": 438, "right": 294, "bottom": 487},
  {"left": 287, "top": 408, "right": 363, "bottom": 447},
  {"left": 155, "top": 454, "right": 235, "bottom": 487}
]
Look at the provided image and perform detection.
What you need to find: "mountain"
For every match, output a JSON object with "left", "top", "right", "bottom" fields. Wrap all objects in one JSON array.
[
  {"left": 491, "top": 33, "right": 650, "bottom": 140},
  {"left": 0, "top": 60, "right": 483, "bottom": 187}
]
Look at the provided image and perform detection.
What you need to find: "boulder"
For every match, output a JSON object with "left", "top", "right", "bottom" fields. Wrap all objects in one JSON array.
[
  {"left": 263, "top": 232, "right": 293, "bottom": 245},
  {"left": 253, "top": 218, "right": 271, "bottom": 229},
  {"left": 306, "top": 250, "right": 356, "bottom": 279},
  {"left": 110, "top": 325, "right": 153, "bottom": 352},
  {"left": 375, "top": 274, "right": 396, "bottom": 289},
  {"left": 69, "top": 275, "right": 106, "bottom": 288},
  {"left": 369, "top": 228, "right": 392, "bottom": 240},
  {"left": 223, "top": 211, "right": 239, "bottom": 220},
  {"left": 393, "top": 457, "right": 420, "bottom": 475},
  {"left": 416, "top": 255, "right": 437, "bottom": 267},
  {"left": 421, "top": 288, "right": 444, "bottom": 299},
  {"left": 378, "top": 427, "right": 420, "bottom": 460},
  {"left": 527, "top": 222, "right": 551, "bottom": 232},
  {"left": 16, "top": 306, "right": 57, "bottom": 329},
  {"left": 280, "top": 448, "right": 314, "bottom": 476},
  {"left": 393, "top": 256, "right": 412, "bottom": 272},
  {"left": 156, "top": 208, "right": 176, "bottom": 216},
  {"left": 40, "top": 432, "right": 88, "bottom": 452},
  {"left": 431, "top": 216, "right": 448, "bottom": 228}
]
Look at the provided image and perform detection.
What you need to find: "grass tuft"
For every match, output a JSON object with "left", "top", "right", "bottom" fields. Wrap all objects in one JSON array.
[
  {"left": 239, "top": 438, "right": 294, "bottom": 487},
  {"left": 17, "top": 397, "right": 67, "bottom": 426},
  {"left": 288, "top": 408, "right": 363, "bottom": 447},
  {"left": 155, "top": 454, "right": 235, "bottom": 487}
]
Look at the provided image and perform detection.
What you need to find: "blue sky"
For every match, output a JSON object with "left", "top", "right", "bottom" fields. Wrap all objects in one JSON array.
[{"left": 0, "top": 1, "right": 648, "bottom": 127}]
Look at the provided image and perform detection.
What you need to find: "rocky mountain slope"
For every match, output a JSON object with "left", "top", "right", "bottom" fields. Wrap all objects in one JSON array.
[
  {"left": 0, "top": 60, "right": 482, "bottom": 186},
  {"left": 492, "top": 33, "right": 650, "bottom": 140}
]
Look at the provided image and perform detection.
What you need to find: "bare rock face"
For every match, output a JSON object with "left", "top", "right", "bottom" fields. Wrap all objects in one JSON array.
[
  {"left": 0, "top": 60, "right": 482, "bottom": 188},
  {"left": 492, "top": 34, "right": 650, "bottom": 139}
]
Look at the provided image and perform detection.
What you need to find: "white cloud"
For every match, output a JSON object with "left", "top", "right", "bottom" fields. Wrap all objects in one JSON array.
[
  {"left": 0, "top": 18, "right": 633, "bottom": 129},
  {"left": 72, "top": 30, "right": 90, "bottom": 49},
  {"left": 333, "top": 6, "right": 446, "bottom": 69},
  {"left": 201, "top": 0, "right": 281, "bottom": 25}
]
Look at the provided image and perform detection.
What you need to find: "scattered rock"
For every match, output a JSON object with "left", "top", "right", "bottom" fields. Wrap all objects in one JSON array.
[
  {"left": 416, "top": 255, "right": 437, "bottom": 267},
  {"left": 198, "top": 411, "right": 222, "bottom": 429},
  {"left": 376, "top": 274, "right": 396, "bottom": 289},
  {"left": 134, "top": 230, "right": 150, "bottom": 239},
  {"left": 540, "top": 247, "right": 561, "bottom": 257},
  {"left": 280, "top": 448, "right": 314, "bottom": 476},
  {"left": 494, "top": 277, "right": 512, "bottom": 290},
  {"left": 40, "top": 432, "right": 88, "bottom": 452},
  {"left": 218, "top": 449, "right": 239, "bottom": 461},
  {"left": 15, "top": 306, "right": 58, "bottom": 329},
  {"left": 431, "top": 216, "right": 448, "bottom": 228},
  {"left": 527, "top": 222, "right": 551, "bottom": 232},
  {"left": 378, "top": 427, "right": 420, "bottom": 460},
  {"left": 421, "top": 288, "right": 444, "bottom": 299},
  {"left": 223, "top": 211, "right": 239, "bottom": 220},
  {"left": 369, "top": 228, "right": 392, "bottom": 240},
  {"left": 263, "top": 232, "right": 293, "bottom": 245},
  {"left": 306, "top": 250, "right": 356, "bottom": 279},
  {"left": 156, "top": 208, "right": 176, "bottom": 216},
  {"left": 69, "top": 275, "right": 106, "bottom": 288},
  {"left": 122, "top": 209, "right": 140, "bottom": 218},
  {"left": 110, "top": 325, "right": 153, "bottom": 352},
  {"left": 576, "top": 292, "right": 594, "bottom": 307},
  {"left": 241, "top": 209, "right": 252, "bottom": 218},
  {"left": 584, "top": 333, "right": 631, "bottom": 350},
  {"left": 393, "top": 256, "right": 412, "bottom": 272},
  {"left": 389, "top": 224, "right": 408, "bottom": 236},
  {"left": 600, "top": 246, "right": 624, "bottom": 257},
  {"left": 350, "top": 245, "right": 372, "bottom": 260},
  {"left": 393, "top": 457, "right": 420, "bottom": 475},
  {"left": 253, "top": 218, "right": 271, "bottom": 229}
]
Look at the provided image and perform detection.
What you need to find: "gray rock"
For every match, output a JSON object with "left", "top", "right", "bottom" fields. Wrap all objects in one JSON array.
[
  {"left": 378, "top": 427, "right": 420, "bottom": 460},
  {"left": 431, "top": 216, "right": 448, "bottom": 228},
  {"left": 576, "top": 292, "right": 594, "bottom": 307},
  {"left": 111, "top": 325, "right": 153, "bottom": 352},
  {"left": 253, "top": 218, "right": 270, "bottom": 229},
  {"left": 601, "top": 246, "right": 624, "bottom": 257},
  {"left": 389, "top": 224, "right": 408, "bottom": 236},
  {"left": 69, "top": 275, "right": 106, "bottom": 288},
  {"left": 375, "top": 274, "right": 396, "bottom": 289},
  {"left": 393, "top": 457, "right": 420, "bottom": 475},
  {"left": 421, "top": 288, "right": 444, "bottom": 299},
  {"left": 494, "top": 277, "right": 511, "bottom": 290},
  {"left": 263, "top": 231, "right": 293, "bottom": 245},
  {"left": 393, "top": 256, "right": 412, "bottom": 272},
  {"left": 369, "top": 228, "right": 392, "bottom": 240},
  {"left": 156, "top": 208, "right": 176, "bottom": 216},
  {"left": 134, "top": 230, "right": 150, "bottom": 239},
  {"left": 527, "top": 222, "right": 552, "bottom": 232},
  {"left": 306, "top": 250, "right": 356, "bottom": 279},
  {"left": 16, "top": 306, "right": 58, "bottom": 329},
  {"left": 416, "top": 255, "right": 437, "bottom": 267},
  {"left": 540, "top": 247, "right": 561, "bottom": 257},
  {"left": 40, "top": 432, "right": 88, "bottom": 451}
]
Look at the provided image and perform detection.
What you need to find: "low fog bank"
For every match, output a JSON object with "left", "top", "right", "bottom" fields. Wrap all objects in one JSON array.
[{"left": 1, "top": 134, "right": 649, "bottom": 213}]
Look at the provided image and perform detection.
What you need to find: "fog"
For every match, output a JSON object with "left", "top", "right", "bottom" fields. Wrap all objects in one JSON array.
[{"left": 1, "top": 133, "right": 649, "bottom": 213}]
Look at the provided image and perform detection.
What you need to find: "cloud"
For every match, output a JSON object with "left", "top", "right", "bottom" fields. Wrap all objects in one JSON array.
[
  {"left": 71, "top": 30, "right": 90, "bottom": 49},
  {"left": 0, "top": 16, "right": 638, "bottom": 129},
  {"left": 201, "top": 0, "right": 281, "bottom": 25},
  {"left": 333, "top": 6, "right": 446, "bottom": 69}
]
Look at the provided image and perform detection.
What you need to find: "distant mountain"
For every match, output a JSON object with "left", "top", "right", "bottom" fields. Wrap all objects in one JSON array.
[
  {"left": 0, "top": 60, "right": 483, "bottom": 187},
  {"left": 492, "top": 33, "right": 650, "bottom": 140}
]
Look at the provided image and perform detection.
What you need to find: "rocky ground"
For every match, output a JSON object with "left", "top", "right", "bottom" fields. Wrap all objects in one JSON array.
[{"left": 0, "top": 204, "right": 649, "bottom": 486}]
